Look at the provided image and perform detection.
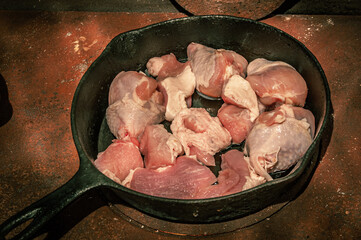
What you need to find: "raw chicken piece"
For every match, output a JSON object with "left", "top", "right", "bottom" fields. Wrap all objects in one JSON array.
[
  {"left": 106, "top": 71, "right": 165, "bottom": 140},
  {"left": 196, "top": 150, "right": 265, "bottom": 198},
  {"left": 147, "top": 53, "right": 196, "bottom": 121},
  {"left": 257, "top": 104, "right": 315, "bottom": 137},
  {"left": 187, "top": 42, "right": 248, "bottom": 98},
  {"left": 106, "top": 96, "right": 165, "bottom": 140},
  {"left": 124, "top": 156, "right": 217, "bottom": 199},
  {"left": 108, "top": 71, "right": 158, "bottom": 106},
  {"left": 195, "top": 168, "right": 240, "bottom": 199},
  {"left": 222, "top": 75, "right": 259, "bottom": 121},
  {"left": 170, "top": 108, "right": 231, "bottom": 166},
  {"left": 220, "top": 150, "right": 266, "bottom": 193},
  {"left": 146, "top": 53, "right": 188, "bottom": 81},
  {"left": 245, "top": 104, "right": 315, "bottom": 181},
  {"left": 246, "top": 58, "right": 308, "bottom": 107},
  {"left": 139, "top": 124, "right": 183, "bottom": 169},
  {"left": 94, "top": 139, "right": 144, "bottom": 184},
  {"left": 158, "top": 66, "right": 196, "bottom": 121},
  {"left": 217, "top": 104, "right": 254, "bottom": 144}
]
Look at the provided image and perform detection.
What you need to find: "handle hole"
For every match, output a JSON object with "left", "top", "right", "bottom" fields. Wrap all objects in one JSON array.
[{"left": 4, "top": 218, "right": 33, "bottom": 240}]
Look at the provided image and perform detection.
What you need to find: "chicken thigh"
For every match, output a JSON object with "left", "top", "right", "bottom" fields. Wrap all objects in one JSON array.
[
  {"left": 139, "top": 124, "right": 183, "bottom": 169},
  {"left": 217, "top": 104, "right": 254, "bottom": 144},
  {"left": 147, "top": 53, "right": 196, "bottom": 121},
  {"left": 94, "top": 139, "right": 144, "bottom": 184},
  {"left": 146, "top": 53, "right": 188, "bottom": 81},
  {"left": 106, "top": 96, "right": 165, "bottom": 140},
  {"left": 246, "top": 58, "right": 308, "bottom": 107},
  {"left": 123, "top": 156, "right": 217, "bottom": 199},
  {"left": 108, "top": 71, "right": 158, "bottom": 106},
  {"left": 106, "top": 71, "right": 165, "bottom": 140},
  {"left": 245, "top": 104, "right": 315, "bottom": 181},
  {"left": 221, "top": 74, "right": 259, "bottom": 121},
  {"left": 170, "top": 108, "right": 231, "bottom": 166},
  {"left": 187, "top": 42, "right": 248, "bottom": 98}
]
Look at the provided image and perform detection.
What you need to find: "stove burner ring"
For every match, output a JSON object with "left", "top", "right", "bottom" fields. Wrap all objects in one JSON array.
[{"left": 107, "top": 198, "right": 289, "bottom": 237}]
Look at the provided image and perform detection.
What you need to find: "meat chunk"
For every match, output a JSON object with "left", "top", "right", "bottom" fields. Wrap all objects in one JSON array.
[
  {"left": 106, "top": 71, "right": 165, "bottom": 140},
  {"left": 158, "top": 66, "right": 196, "bottom": 121},
  {"left": 170, "top": 108, "right": 231, "bottom": 166},
  {"left": 222, "top": 74, "right": 259, "bottom": 121},
  {"left": 246, "top": 58, "right": 308, "bottom": 107},
  {"left": 147, "top": 53, "right": 196, "bottom": 121},
  {"left": 245, "top": 104, "right": 315, "bottom": 181},
  {"left": 187, "top": 42, "right": 248, "bottom": 98},
  {"left": 146, "top": 53, "right": 188, "bottom": 81},
  {"left": 196, "top": 150, "right": 265, "bottom": 198},
  {"left": 106, "top": 96, "right": 165, "bottom": 140},
  {"left": 94, "top": 139, "right": 144, "bottom": 184},
  {"left": 124, "top": 156, "right": 217, "bottom": 199},
  {"left": 139, "top": 124, "right": 183, "bottom": 169},
  {"left": 217, "top": 104, "right": 254, "bottom": 144},
  {"left": 108, "top": 71, "right": 158, "bottom": 106},
  {"left": 220, "top": 150, "right": 265, "bottom": 193}
]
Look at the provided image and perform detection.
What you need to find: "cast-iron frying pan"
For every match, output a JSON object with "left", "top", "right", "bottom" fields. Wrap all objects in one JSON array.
[{"left": 0, "top": 15, "right": 331, "bottom": 240}]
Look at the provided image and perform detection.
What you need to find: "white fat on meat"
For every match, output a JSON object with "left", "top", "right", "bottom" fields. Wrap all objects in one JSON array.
[
  {"left": 159, "top": 65, "right": 196, "bottom": 121},
  {"left": 139, "top": 124, "right": 183, "bottom": 169},
  {"left": 106, "top": 71, "right": 165, "bottom": 140},
  {"left": 246, "top": 58, "right": 308, "bottom": 107},
  {"left": 146, "top": 53, "right": 196, "bottom": 121},
  {"left": 187, "top": 42, "right": 248, "bottom": 98},
  {"left": 222, "top": 74, "right": 259, "bottom": 121},
  {"left": 106, "top": 95, "right": 165, "bottom": 140},
  {"left": 170, "top": 108, "right": 231, "bottom": 166},
  {"left": 245, "top": 104, "right": 315, "bottom": 181}
]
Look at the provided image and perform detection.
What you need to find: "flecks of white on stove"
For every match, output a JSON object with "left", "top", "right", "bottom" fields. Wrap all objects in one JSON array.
[
  {"left": 297, "top": 17, "right": 336, "bottom": 42},
  {"left": 73, "top": 60, "right": 89, "bottom": 74},
  {"left": 327, "top": 18, "right": 335, "bottom": 25},
  {"left": 72, "top": 36, "right": 98, "bottom": 54}
]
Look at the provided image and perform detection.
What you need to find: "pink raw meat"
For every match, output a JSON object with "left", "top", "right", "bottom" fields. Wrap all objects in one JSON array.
[
  {"left": 196, "top": 150, "right": 265, "bottom": 198},
  {"left": 146, "top": 53, "right": 188, "bottom": 81},
  {"left": 139, "top": 124, "right": 183, "bottom": 169},
  {"left": 246, "top": 58, "right": 308, "bottom": 107},
  {"left": 147, "top": 53, "right": 196, "bottom": 121},
  {"left": 245, "top": 104, "right": 315, "bottom": 181},
  {"left": 170, "top": 108, "right": 231, "bottom": 166},
  {"left": 106, "top": 96, "right": 165, "bottom": 140},
  {"left": 187, "top": 42, "right": 248, "bottom": 98},
  {"left": 108, "top": 71, "right": 158, "bottom": 106},
  {"left": 106, "top": 71, "right": 165, "bottom": 140},
  {"left": 220, "top": 150, "right": 265, "bottom": 194},
  {"left": 94, "top": 139, "right": 144, "bottom": 184},
  {"left": 125, "top": 156, "right": 217, "bottom": 199},
  {"left": 217, "top": 103, "right": 254, "bottom": 144}
]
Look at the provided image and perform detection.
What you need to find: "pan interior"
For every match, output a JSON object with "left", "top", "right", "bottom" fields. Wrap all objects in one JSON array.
[{"left": 97, "top": 90, "right": 294, "bottom": 179}]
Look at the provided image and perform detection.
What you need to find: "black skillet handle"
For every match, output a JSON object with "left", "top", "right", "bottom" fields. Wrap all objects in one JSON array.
[{"left": 0, "top": 166, "right": 103, "bottom": 240}]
